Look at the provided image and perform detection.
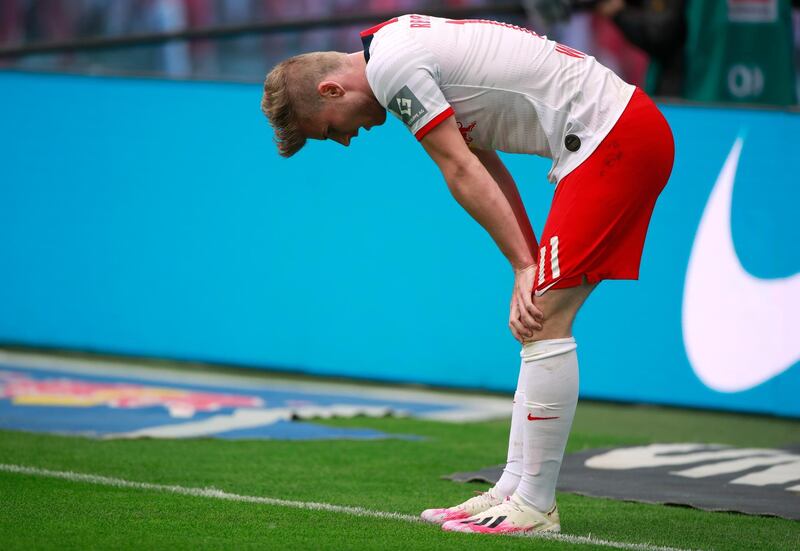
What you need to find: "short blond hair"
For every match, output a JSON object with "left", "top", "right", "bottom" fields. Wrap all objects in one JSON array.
[{"left": 261, "top": 51, "right": 347, "bottom": 158}]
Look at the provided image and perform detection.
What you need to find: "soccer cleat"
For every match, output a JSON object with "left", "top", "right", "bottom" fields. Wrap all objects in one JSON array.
[
  {"left": 440, "top": 493, "right": 560, "bottom": 535},
  {"left": 420, "top": 490, "right": 503, "bottom": 524}
]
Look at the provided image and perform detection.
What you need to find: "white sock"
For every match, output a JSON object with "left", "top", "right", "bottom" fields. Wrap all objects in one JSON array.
[
  {"left": 491, "top": 362, "right": 528, "bottom": 498},
  {"left": 515, "top": 337, "right": 579, "bottom": 512}
]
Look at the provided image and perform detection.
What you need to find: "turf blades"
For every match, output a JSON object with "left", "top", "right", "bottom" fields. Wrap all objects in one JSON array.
[{"left": 1, "top": 463, "right": 699, "bottom": 551}]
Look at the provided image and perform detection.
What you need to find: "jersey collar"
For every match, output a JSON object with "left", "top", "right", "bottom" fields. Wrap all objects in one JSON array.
[{"left": 359, "top": 17, "right": 398, "bottom": 63}]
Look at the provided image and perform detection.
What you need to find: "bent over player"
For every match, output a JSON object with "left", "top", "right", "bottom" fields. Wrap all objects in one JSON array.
[{"left": 261, "top": 14, "right": 674, "bottom": 535}]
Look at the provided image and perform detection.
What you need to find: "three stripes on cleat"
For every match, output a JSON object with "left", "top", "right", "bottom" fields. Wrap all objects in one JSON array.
[{"left": 459, "top": 515, "right": 507, "bottom": 528}]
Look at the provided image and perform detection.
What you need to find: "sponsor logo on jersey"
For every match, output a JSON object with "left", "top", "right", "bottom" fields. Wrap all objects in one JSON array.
[
  {"left": 457, "top": 121, "right": 477, "bottom": 144},
  {"left": 388, "top": 85, "right": 427, "bottom": 127}
]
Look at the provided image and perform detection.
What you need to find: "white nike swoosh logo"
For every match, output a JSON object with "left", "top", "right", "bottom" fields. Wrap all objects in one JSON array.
[{"left": 682, "top": 137, "right": 800, "bottom": 392}]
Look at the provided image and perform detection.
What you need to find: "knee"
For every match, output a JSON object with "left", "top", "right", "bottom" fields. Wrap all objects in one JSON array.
[
  {"left": 522, "top": 289, "right": 590, "bottom": 343},
  {"left": 521, "top": 321, "right": 572, "bottom": 344}
]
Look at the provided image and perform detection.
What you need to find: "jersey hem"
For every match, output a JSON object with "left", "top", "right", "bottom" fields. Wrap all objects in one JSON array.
[
  {"left": 534, "top": 270, "right": 640, "bottom": 295},
  {"left": 552, "top": 84, "right": 636, "bottom": 184}
]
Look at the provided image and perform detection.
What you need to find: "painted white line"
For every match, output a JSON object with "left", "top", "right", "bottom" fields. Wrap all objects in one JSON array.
[
  {"left": 0, "top": 463, "right": 416, "bottom": 523},
  {"left": 1, "top": 463, "right": 698, "bottom": 551},
  {"left": 106, "top": 405, "right": 394, "bottom": 439}
]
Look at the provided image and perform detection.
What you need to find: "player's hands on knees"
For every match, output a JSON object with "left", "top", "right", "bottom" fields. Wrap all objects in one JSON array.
[{"left": 509, "top": 265, "right": 544, "bottom": 343}]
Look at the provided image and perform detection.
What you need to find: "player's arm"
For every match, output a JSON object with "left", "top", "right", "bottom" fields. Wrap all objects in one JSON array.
[
  {"left": 420, "top": 118, "right": 533, "bottom": 271},
  {"left": 420, "top": 117, "right": 542, "bottom": 337},
  {"left": 471, "top": 148, "right": 538, "bottom": 258}
]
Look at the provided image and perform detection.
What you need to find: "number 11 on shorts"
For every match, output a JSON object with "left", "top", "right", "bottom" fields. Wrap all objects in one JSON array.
[{"left": 537, "top": 236, "right": 561, "bottom": 288}]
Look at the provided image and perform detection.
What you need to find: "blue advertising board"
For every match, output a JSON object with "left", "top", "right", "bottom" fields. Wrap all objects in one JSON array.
[{"left": 0, "top": 72, "right": 797, "bottom": 416}]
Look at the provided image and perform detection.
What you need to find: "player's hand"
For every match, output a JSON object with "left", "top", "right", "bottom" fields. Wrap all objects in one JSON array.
[{"left": 509, "top": 265, "right": 543, "bottom": 342}]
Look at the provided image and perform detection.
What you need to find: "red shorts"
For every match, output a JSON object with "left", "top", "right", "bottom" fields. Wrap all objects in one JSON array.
[{"left": 534, "top": 88, "right": 674, "bottom": 294}]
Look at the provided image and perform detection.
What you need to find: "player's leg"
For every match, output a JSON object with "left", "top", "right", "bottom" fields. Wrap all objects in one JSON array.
[
  {"left": 524, "top": 280, "right": 596, "bottom": 342},
  {"left": 441, "top": 284, "right": 592, "bottom": 534},
  {"left": 422, "top": 283, "right": 594, "bottom": 524},
  {"left": 514, "top": 282, "right": 595, "bottom": 519},
  {"left": 495, "top": 280, "right": 595, "bottom": 500}
]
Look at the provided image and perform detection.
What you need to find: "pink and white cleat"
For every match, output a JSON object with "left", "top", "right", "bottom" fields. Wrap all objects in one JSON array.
[
  {"left": 420, "top": 490, "right": 503, "bottom": 524},
  {"left": 441, "top": 493, "right": 560, "bottom": 535}
]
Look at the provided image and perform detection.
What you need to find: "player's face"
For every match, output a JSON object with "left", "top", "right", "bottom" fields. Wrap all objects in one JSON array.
[{"left": 304, "top": 88, "right": 387, "bottom": 147}]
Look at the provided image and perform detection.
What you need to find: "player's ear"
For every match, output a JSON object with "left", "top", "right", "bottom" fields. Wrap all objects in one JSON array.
[{"left": 318, "top": 81, "right": 345, "bottom": 99}]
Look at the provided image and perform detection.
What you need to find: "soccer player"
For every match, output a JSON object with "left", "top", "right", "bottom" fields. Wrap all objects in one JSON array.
[{"left": 261, "top": 14, "right": 674, "bottom": 535}]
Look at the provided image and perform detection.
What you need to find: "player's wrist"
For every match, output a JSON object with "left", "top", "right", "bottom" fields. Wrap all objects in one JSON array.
[{"left": 512, "top": 261, "right": 537, "bottom": 274}]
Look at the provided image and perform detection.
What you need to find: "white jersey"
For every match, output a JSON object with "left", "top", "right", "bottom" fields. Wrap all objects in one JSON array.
[{"left": 361, "top": 15, "right": 636, "bottom": 183}]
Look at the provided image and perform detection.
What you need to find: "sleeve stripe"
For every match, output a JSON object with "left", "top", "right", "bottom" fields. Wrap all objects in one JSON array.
[{"left": 415, "top": 107, "right": 455, "bottom": 141}]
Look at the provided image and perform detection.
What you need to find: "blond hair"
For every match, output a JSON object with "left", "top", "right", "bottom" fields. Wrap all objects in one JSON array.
[{"left": 261, "top": 51, "right": 347, "bottom": 158}]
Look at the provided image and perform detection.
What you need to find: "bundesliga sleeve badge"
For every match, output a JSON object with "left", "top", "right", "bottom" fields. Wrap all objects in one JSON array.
[{"left": 388, "top": 85, "right": 428, "bottom": 127}]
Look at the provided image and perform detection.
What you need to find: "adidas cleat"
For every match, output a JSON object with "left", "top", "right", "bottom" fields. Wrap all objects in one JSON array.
[
  {"left": 441, "top": 493, "right": 560, "bottom": 535},
  {"left": 420, "top": 490, "right": 503, "bottom": 524}
]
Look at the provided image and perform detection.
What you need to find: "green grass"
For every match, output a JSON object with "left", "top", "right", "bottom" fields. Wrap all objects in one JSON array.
[{"left": 1, "top": 401, "right": 799, "bottom": 550}]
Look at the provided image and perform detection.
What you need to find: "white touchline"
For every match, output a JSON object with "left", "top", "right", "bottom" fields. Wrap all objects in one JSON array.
[{"left": 0, "top": 463, "right": 699, "bottom": 551}]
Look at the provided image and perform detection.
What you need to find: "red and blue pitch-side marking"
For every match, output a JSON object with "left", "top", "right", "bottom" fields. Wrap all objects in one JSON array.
[{"left": 0, "top": 358, "right": 500, "bottom": 440}]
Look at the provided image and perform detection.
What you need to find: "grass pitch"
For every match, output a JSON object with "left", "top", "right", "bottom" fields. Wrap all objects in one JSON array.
[{"left": 1, "top": 400, "right": 799, "bottom": 550}]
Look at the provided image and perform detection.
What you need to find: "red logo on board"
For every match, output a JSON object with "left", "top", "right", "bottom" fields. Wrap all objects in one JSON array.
[{"left": 0, "top": 370, "right": 263, "bottom": 418}]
